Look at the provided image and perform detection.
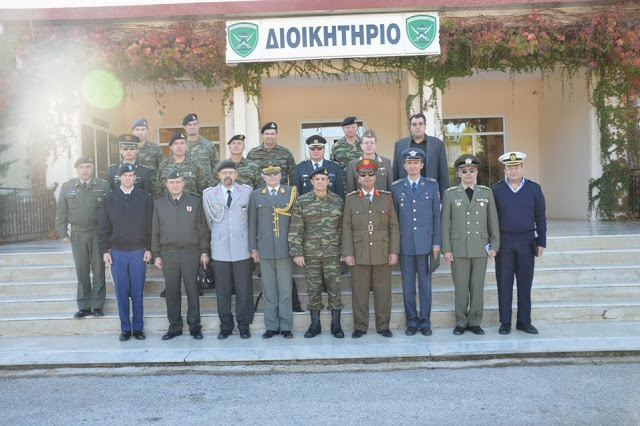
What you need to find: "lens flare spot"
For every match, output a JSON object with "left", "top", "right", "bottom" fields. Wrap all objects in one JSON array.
[{"left": 81, "top": 70, "right": 123, "bottom": 109}]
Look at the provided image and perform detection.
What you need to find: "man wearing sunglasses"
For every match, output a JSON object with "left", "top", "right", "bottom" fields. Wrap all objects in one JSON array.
[
  {"left": 441, "top": 154, "right": 500, "bottom": 336},
  {"left": 106, "top": 134, "right": 154, "bottom": 194},
  {"left": 292, "top": 135, "right": 344, "bottom": 199}
]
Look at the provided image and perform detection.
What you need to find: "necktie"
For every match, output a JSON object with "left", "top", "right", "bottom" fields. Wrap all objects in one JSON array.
[
  {"left": 227, "top": 190, "right": 232, "bottom": 207},
  {"left": 366, "top": 193, "right": 372, "bottom": 205},
  {"left": 465, "top": 187, "right": 473, "bottom": 201},
  {"left": 270, "top": 188, "right": 276, "bottom": 196},
  {"left": 314, "top": 163, "right": 319, "bottom": 170},
  {"left": 412, "top": 182, "right": 417, "bottom": 192},
  {"left": 174, "top": 198, "right": 179, "bottom": 204},
  {"left": 82, "top": 182, "right": 88, "bottom": 190}
]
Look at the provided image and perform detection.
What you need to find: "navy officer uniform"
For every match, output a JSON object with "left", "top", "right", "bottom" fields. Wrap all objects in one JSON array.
[
  {"left": 391, "top": 148, "right": 441, "bottom": 336},
  {"left": 492, "top": 151, "right": 547, "bottom": 335},
  {"left": 106, "top": 134, "right": 154, "bottom": 195},
  {"left": 292, "top": 135, "right": 344, "bottom": 199}
]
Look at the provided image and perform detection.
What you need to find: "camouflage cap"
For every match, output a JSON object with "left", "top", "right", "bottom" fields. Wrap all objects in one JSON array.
[
  {"left": 228, "top": 134, "right": 246, "bottom": 144},
  {"left": 261, "top": 122, "right": 278, "bottom": 133},
  {"left": 356, "top": 158, "right": 379, "bottom": 172},
  {"left": 74, "top": 156, "right": 94, "bottom": 167},
  {"left": 169, "top": 132, "right": 187, "bottom": 146},
  {"left": 118, "top": 163, "right": 135, "bottom": 176},
  {"left": 182, "top": 113, "right": 198, "bottom": 126},
  {"left": 454, "top": 154, "right": 480, "bottom": 168}
]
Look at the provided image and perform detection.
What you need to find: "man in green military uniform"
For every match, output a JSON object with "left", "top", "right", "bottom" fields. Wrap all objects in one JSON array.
[
  {"left": 331, "top": 116, "right": 362, "bottom": 189},
  {"left": 442, "top": 154, "right": 500, "bottom": 336},
  {"left": 106, "top": 134, "right": 154, "bottom": 194},
  {"left": 156, "top": 132, "right": 208, "bottom": 198},
  {"left": 131, "top": 118, "right": 165, "bottom": 171},
  {"left": 55, "top": 156, "right": 111, "bottom": 318},
  {"left": 247, "top": 122, "right": 296, "bottom": 186},
  {"left": 210, "top": 134, "right": 261, "bottom": 189},
  {"left": 343, "top": 158, "right": 400, "bottom": 338},
  {"left": 288, "top": 167, "right": 345, "bottom": 339},
  {"left": 183, "top": 113, "right": 219, "bottom": 183}
]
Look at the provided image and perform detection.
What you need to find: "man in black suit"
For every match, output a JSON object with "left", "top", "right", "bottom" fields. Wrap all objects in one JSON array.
[
  {"left": 392, "top": 113, "right": 450, "bottom": 198},
  {"left": 292, "top": 135, "right": 344, "bottom": 199}
]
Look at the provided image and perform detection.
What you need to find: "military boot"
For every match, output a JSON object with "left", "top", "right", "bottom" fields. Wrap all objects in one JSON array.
[
  {"left": 304, "top": 310, "right": 321, "bottom": 338},
  {"left": 330, "top": 309, "right": 344, "bottom": 338}
]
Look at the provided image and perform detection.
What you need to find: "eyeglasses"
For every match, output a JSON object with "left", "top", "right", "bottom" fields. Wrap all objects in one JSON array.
[
  {"left": 263, "top": 172, "right": 280, "bottom": 177},
  {"left": 121, "top": 147, "right": 137, "bottom": 151},
  {"left": 460, "top": 168, "right": 477, "bottom": 174},
  {"left": 309, "top": 147, "right": 324, "bottom": 151},
  {"left": 359, "top": 171, "right": 376, "bottom": 177}
]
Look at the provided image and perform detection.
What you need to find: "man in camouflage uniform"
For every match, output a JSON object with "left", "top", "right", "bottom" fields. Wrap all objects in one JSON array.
[
  {"left": 288, "top": 167, "right": 345, "bottom": 339},
  {"left": 106, "top": 134, "right": 154, "bottom": 194},
  {"left": 55, "top": 156, "right": 110, "bottom": 318},
  {"left": 156, "top": 132, "right": 208, "bottom": 198},
  {"left": 183, "top": 113, "right": 219, "bottom": 184},
  {"left": 131, "top": 118, "right": 165, "bottom": 171},
  {"left": 330, "top": 116, "right": 362, "bottom": 189},
  {"left": 247, "top": 122, "right": 296, "bottom": 186},
  {"left": 210, "top": 134, "right": 261, "bottom": 189}
]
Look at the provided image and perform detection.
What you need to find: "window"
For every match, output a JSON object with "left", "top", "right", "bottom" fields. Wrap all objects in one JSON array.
[
  {"left": 300, "top": 120, "right": 364, "bottom": 160},
  {"left": 443, "top": 117, "right": 505, "bottom": 186},
  {"left": 81, "top": 124, "right": 117, "bottom": 180},
  {"left": 158, "top": 125, "right": 221, "bottom": 158}
]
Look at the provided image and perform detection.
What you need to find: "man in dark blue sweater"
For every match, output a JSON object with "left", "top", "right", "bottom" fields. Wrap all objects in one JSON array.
[
  {"left": 492, "top": 152, "right": 547, "bottom": 335},
  {"left": 99, "top": 163, "right": 153, "bottom": 341}
]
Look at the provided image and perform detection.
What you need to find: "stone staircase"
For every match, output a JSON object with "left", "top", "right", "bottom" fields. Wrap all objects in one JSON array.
[{"left": 0, "top": 233, "right": 639, "bottom": 336}]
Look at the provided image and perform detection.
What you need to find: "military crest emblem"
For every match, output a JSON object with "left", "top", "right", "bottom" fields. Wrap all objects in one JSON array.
[
  {"left": 228, "top": 22, "right": 259, "bottom": 58},
  {"left": 187, "top": 205, "right": 192, "bottom": 212},
  {"left": 406, "top": 15, "right": 437, "bottom": 50}
]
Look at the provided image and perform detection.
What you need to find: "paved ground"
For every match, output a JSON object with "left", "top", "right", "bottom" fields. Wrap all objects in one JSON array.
[{"left": 2, "top": 361, "right": 639, "bottom": 425}]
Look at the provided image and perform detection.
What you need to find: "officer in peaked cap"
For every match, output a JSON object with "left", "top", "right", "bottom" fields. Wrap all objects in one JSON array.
[
  {"left": 291, "top": 135, "right": 344, "bottom": 199},
  {"left": 106, "top": 134, "right": 154, "bottom": 194},
  {"left": 247, "top": 121, "right": 296, "bottom": 186},
  {"left": 391, "top": 147, "right": 441, "bottom": 337},
  {"left": 441, "top": 153, "right": 500, "bottom": 336},
  {"left": 331, "top": 116, "right": 362, "bottom": 189},
  {"left": 492, "top": 151, "right": 546, "bottom": 335},
  {"left": 55, "top": 156, "right": 110, "bottom": 319}
]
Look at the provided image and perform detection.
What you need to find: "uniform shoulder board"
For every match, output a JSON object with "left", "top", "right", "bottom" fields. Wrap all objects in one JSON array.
[
  {"left": 446, "top": 186, "right": 457, "bottom": 191},
  {"left": 392, "top": 179, "right": 404, "bottom": 185},
  {"left": 202, "top": 186, "right": 213, "bottom": 194},
  {"left": 478, "top": 185, "right": 490, "bottom": 189},
  {"left": 424, "top": 177, "right": 437, "bottom": 183},
  {"left": 346, "top": 190, "right": 359, "bottom": 197},
  {"left": 96, "top": 178, "right": 109, "bottom": 185},
  {"left": 240, "top": 183, "right": 253, "bottom": 190},
  {"left": 379, "top": 190, "right": 391, "bottom": 194}
]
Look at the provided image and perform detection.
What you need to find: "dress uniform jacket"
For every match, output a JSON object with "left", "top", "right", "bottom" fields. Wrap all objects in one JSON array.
[
  {"left": 107, "top": 162, "right": 154, "bottom": 194},
  {"left": 391, "top": 176, "right": 441, "bottom": 255},
  {"left": 392, "top": 136, "right": 450, "bottom": 198},
  {"left": 248, "top": 185, "right": 296, "bottom": 259},
  {"left": 202, "top": 183, "right": 252, "bottom": 261},
  {"left": 347, "top": 155, "right": 393, "bottom": 193},
  {"left": 291, "top": 159, "right": 344, "bottom": 199},
  {"left": 441, "top": 184, "right": 500, "bottom": 258},
  {"left": 342, "top": 189, "right": 400, "bottom": 264}
]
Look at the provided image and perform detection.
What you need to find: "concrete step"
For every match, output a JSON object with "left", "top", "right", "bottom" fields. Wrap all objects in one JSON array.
[
  {"left": 548, "top": 234, "right": 640, "bottom": 251},
  {"left": 1, "top": 299, "right": 638, "bottom": 337}
]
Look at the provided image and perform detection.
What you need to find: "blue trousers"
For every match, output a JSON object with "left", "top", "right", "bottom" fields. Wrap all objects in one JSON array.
[
  {"left": 110, "top": 248, "right": 146, "bottom": 332},
  {"left": 495, "top": 240, "right": 535, "bottom": 326},
  {"left": 400, "top": 254, "right": 432, "bottom": 328}
]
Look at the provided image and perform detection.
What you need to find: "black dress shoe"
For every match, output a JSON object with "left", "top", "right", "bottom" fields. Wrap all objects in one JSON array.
[
  {"left": 133, "top": 330, "right": 145, "bottom": 340},
  {"left": 469, "top": 326, "right": 485, "bottom": 335},
  {"left": 92, "top": 308, "right": 104, "bottom": 317},
  {"left": 352, "top": 330, "right": 366, "bottom": 338},
  {"left": 217, "top": 330, "right": 231, "bottom": 339},
  {"left": 281, "top": 331, "right": 293, "bottom": 339},
  {"left": 293, "top": 304, "right": 305, "bottom": 313},
  {"left": 73, "top": 310, "right": 92, "bottom": 319},
  {"left": 159, "top": 289, "right": 166, "bottom": 297},
  {"left": 119, "top": 331, "right": 131, "bottom": 341},
  {"left": 161, "top": 331, "right": 182, "bottom": 340},
  {"left": 191, "top": 330, "right": 203, "bottom": 340},
  {"left": 262, "top": 330, "right": 280, "bottom": 339},
  {"left": 499, "top": 323, "right": 511, "bottom": 335},
  {"left": 377, "top": 329, "right": 393, "bottom": 338},
  {"left": 516, "top": 323, "right": 539, "bottom": 334},
  {"left": 240, "top": 330, "right": 251, "bottom": 339},
  {"left": 420, "top": 327, "right": 433, "bottom": 336},
  {"left": 405, "top": 326, "right": 417, "bottom": 336},
  {"left": 453, "top": 326, "right": 465, "bottom": 335}
]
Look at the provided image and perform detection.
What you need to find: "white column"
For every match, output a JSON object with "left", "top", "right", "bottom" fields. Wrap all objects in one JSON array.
[
  {"left": 406, "top": 73, "right": 443, "bottom": 139},
  {"left": 227, "top": 86, "right": 260, "bottom": 155}
]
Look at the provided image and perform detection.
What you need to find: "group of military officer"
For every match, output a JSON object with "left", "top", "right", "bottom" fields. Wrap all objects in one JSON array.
[{"left": 56, "top": 112, "right": 546, "bottom": 340}]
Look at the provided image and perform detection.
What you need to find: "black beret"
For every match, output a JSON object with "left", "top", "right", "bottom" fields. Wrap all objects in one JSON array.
[
  {"left": 341, "top": 116, "right": 357, "bottom": 126},
  {"left": 169, "top": 132, "right": 187, "bottom": 146},
  {"left": 309, "top": 167, "right": 329, "bottom": 179},
  {"left": 118, "top": 163, "right": 135, "bottom": 176},
  {"left": 217, "top": 161, "right": 236, "bottom": 172},
  {"left": 454, "top": 154, "right": 480, "bottom": 168},
  {"left": 305, "top": 135, "right": 327, "bottom": 147},
  {"left": 261, "top": 122, "right": 278, "bottom": 133},
  {"left": 74, "top": 156, "right": 94, "bottom": 167},
  {"left": 182, "top": 113, "right": 198, "bottom": 126},
  {"left": 228, "top": 134, "right": 246, "bottom": 144}
]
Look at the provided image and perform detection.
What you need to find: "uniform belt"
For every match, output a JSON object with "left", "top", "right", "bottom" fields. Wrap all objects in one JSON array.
[{"left": 71, "top": 226, "right": 97, "bottom": 232}]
